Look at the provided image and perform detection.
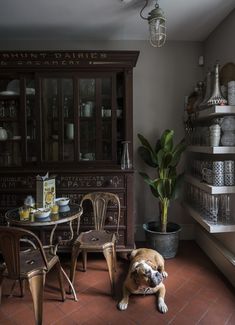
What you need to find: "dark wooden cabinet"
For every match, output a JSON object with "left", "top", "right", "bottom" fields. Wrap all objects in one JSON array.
[{"left": 0, "top": 50, "right": 139, "bottom": 252}]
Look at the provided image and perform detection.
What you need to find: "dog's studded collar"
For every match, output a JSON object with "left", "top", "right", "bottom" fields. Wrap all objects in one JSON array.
[
  {"left": 143, "top": 287, "right": 151, "bottom": 295},
  {"left": 135, "top": 286, "right": 152, "bottom": 295}
]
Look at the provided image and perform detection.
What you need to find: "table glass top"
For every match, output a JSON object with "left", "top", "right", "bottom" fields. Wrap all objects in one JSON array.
[{"left": 5, "top": 204, "right": 82, "bottom": 226}]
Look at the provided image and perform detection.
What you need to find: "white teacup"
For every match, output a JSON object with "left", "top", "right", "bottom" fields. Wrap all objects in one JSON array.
[
  {"left": 117, "top": 109, "right": 122, "bottom": 118},
  {"left": 102, "top": 109, "right": 111, "bottom": 117},
  {"left": 84, "top": 152, "right": 95, "bottom": 160}
]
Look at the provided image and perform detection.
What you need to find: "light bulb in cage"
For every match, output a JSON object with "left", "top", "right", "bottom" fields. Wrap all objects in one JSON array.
[{"left": 140, "top": 0, "right": 166, "bottom": 48}]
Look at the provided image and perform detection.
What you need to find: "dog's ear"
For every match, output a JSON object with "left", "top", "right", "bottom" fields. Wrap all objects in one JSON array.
[
  {"left": 131, "top": 261, "right": 139, "bottom": 272},
  {"left": 130, "top": 269, "right": 138, "bottom": 280},
  {"left": 130, "top": 249, "right": 138, "bottom": 260}
]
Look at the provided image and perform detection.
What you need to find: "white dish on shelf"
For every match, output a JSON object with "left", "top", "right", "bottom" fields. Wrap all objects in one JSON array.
[
  {"left": 55, "top": 197, "right": 70, "bottom": 206},
  {"left": 0, "top": 90, "right": 18, "bottom": 96},
  {"left": 12, "top": 135, "right": 21, "bottom": 140},
  {"left": 34, "top": 208, "right": 51, "bottom": 219},
  {"left": 26, "top": 88, "right": 35, "bottom": 95}
]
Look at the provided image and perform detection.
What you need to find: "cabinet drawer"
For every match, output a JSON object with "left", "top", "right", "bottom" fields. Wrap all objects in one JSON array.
[
  {"left": 116, "top": 230, "right": 126, "bottom": 246},
  {"left": 0, "top": 193, "right": 27, "bottom": 208},
  {"left": 57, "top": 175, "right": 125, "bottom": 189}
]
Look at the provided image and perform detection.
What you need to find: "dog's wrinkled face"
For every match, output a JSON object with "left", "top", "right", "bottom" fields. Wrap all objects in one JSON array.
[{"left": 131, "top": 260, "right": 163, "bottom": 288}]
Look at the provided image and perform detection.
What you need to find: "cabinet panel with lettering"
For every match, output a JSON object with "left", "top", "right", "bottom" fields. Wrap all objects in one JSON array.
[{"left": 0, "top": 50, "right": 139, "bottom": 252}]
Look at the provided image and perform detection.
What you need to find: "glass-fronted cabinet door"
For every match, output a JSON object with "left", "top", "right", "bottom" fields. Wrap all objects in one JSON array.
[
  {"left": 38, "top": 72, "right": 125, "bottom": 165},
  {"left": 0, "top": 76, "right": 21, "bottom": 167},
  {"left": 116, "top": 72, "right": 125, "bottom": 163},
  {"left": 79, "top": 73, "right": 123, "bottom": 163},
  {"left": 79, "top": 78, "right": 96, "bottom": 161},
  {"left": 41, "top": 77, "right": 74, "bottom": 163},
  {"left": 101, "top": 77, "right": 113, "bottom": 160}
]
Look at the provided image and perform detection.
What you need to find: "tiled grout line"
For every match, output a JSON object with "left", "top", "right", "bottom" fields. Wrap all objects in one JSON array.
[
  {"left": 166, "top": 300, "right": 190, "bottom": 324},
  {"left": 167, "top": 283, "right": 217, "bottom": 325},
  {"left": 224, "top": 312, "right": 234, "bottom": 325}
]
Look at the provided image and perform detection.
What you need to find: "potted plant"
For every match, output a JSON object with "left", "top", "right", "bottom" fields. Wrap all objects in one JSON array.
[{"left": 138, "top": 129, "right": 186, "bottom": 258}]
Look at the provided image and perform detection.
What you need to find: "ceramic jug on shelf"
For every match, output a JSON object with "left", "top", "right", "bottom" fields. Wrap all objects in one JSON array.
[{"left": 0, "top": 127, "right": 7, "bottom": 141}]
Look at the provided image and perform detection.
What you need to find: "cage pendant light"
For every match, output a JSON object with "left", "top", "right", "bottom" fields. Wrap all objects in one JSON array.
[{"left": 140, "top": 0, "right": 166, "bottom": 48}]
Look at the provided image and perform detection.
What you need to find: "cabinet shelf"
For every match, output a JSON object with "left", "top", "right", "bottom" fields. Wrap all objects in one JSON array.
[
  {"left": 192, "top": 105, "right": 235, "bottom": 121},
  {"left": 0, "top": 95, "right": 20, "bottom": 100},
  {"left": 185, "top": 174, "right": 235, "bottom": 194},
  {"left": 187, "top": 145, "right": 235, "bottom": 154},
  {"left": 184, "top": 203, "right": 235, "bottom": 233},
  {"left": 0, "top": 118, "right": 18, "bottom": 123}
]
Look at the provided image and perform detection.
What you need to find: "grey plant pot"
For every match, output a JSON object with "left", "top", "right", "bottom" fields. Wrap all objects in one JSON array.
[{"left": 143, "top": 221, "right": 181, "bottom": 259}]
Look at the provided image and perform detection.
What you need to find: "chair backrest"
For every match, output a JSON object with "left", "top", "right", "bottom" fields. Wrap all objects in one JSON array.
[
  {"left": 0, "top": 226, "right": 48, "bottom": 279},
  {"left": 80, "top": 192, "right": 121, "bottom": 234}
]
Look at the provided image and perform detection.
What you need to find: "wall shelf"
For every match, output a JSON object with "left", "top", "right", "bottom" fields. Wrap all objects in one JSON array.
[
  {"left": 185, "top": 174, "right": 235, "bottom": 194},
  {"left": 192, "top": 105, "right": 235, "bottom": 121},
  {"left": 187, "top": 145, "right": 235, "bottom": 154},
  {"left": 184, "top": 203, "right": 235, "bottom": 233}
]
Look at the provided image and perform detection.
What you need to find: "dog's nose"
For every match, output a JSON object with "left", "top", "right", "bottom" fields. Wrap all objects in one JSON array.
[{"left": 155, "top": 272, "right": 163, "bottom": 282}]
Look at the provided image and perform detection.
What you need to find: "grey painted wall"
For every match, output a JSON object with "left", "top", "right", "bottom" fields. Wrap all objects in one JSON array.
[
  {"left": 204, "top": 9, "right": 235, "bottom": 254},
  {"left": 0, "top": 40, "right": 203, "bottom": 240}
]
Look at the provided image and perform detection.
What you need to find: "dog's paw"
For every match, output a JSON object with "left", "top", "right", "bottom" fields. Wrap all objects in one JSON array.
[
  {"left": 158, "top": 297, "right": 168, "bottom": 313},
  {"left": 117, "top": 301, "right": 128, "bottom": 311},
  {"left": 162, "top": 271, "right": 168, "bottom": 278}
]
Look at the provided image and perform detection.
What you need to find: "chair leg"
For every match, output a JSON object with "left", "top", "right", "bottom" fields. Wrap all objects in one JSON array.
[
  {"left": 82, "top": 250, "right": 87, "bottom": 272},
  {"left": 19, "top": 280, "right": 25, "bottom": 297},
  {"left": 103, "top": 244, "right": 115, "bottom": 296},
  {"left": 55, "top": 261, "right": 66, "bottom": 302},
  {"left": 28, "top": 272, "right": 45, "bottom": 325},
  {"left": 112, "top": 243, "right": 117, "bottom": 272},
  {"left": 70, "top": 242, "right": 81, "bottom": 293}
]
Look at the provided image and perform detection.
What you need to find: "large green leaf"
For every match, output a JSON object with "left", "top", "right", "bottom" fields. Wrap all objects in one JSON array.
[
  {"left": 163, "top": 179, "right": 172, "bottom": 198},
  {"left": 171, "top": 173, "right": 185, "bottom": 200},
  {"left": 157, "top": 149, "right": 164, "bottom": 168},
  {"left": 162, "top": 152, "right": 173, "bottom": 169},
  {"left": 156, "top": 179, "right": 165, "bottom": 200},
  {"left": 160, "top": 129, "right": 174, "bottom": 152},
  {"left": 139, "top": 172, "right": 153, "bottom": 186},
  {"left": 150, "top": 185, "right": 160, "bottom": 198},
  {"left": 168, "top": 167, "right": 177, "bottom": 179},
  {"left": 138, "top": 147, "right": 157, "bottom": 167},
  {"left": 137, "top": 134, "right": 154, "bottom": 153},
  {"left": 171, "top": 139, "right": 187, "bottom": 167},
  {"left": 155, "top": 139, "right": 161, "bottom": 153}
]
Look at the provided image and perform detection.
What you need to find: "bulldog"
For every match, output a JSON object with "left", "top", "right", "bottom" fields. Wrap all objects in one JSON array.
[{"left": 118, "top": 248, "right": 168, "bottom": 313}]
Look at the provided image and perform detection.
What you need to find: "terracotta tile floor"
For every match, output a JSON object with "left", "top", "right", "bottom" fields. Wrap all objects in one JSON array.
[{"left": 0, "top": 241, "right": 235, "bottom": 325}]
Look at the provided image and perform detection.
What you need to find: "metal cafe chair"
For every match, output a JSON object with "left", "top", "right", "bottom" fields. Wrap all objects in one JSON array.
[
  {"left": 70, "top": 192, "right": 121, "bottom": 296},
  {"left": 0, "top": 226, "right": 65, "bottom": 325}
]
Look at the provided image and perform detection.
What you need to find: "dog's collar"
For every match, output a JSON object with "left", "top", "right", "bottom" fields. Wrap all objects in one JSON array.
[{"left": 137, "top": 286, "right": 152, "bottom": 295}]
